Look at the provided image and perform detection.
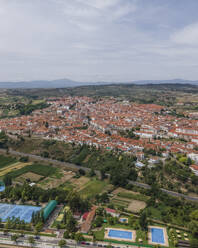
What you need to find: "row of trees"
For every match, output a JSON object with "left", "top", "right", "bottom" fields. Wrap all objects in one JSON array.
[{"left": 0, "top": 182, "right": 89, "bottom": 213}]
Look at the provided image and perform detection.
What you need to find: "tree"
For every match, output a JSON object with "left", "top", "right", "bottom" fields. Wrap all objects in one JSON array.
[
  {"left": 35, "top": 222, "right": 43, "bottom": 233},
  {"left": 190, "top": 210, "right": 198, "bottom": 221},
  {"left": 19, "top": 156, "right": 29, "bottom": 162},
  {"left": 189, "top": 210, "right": 198, "bottom": 239},
  {"left": 66, "top": 214, "right": 77, "bottom": 233},
  {"left": 11, "top": 234, "right": 19, "bottom": 243},
  {"left": 94, "top": 216, "right": 104, "bottom": 227},
  {"left": 45, "top": 122, "right": 49, "bottom": 128},
  {"left": 88, "top": 168, "right": 96, "bottom": 177},
  {"left": 191, "top": 175, "right": 198, "bottom": 185},
  {"left": 189, "top": 220, "right": 198, "bottom": 239},
  {"left": 128, "top": 214, "right": 135, "bottom": 227},
  {"left": 3, "top": 229, "right": 9, "bottom": 236},
  {"left": 28, "top": 236, "right": 35, "bottom": 247},
  {"left": 74, "top": 232, "right": 84, "bottom": 243},
  {"left": 190, "top": 239, "right": 198, "bottom": 248},
  {"left": 78, "top": 169, "right": 86, "bottom": 176},
  {"left": 63, "top": 230, "right": 70, "bottom": 239},
  {"left": 100, "top": 168, "right": 106, "bottom": 180},
  {"left": 139, "top": 212, "right": 148, "bottom": 231},
  {"left": 58, "top": 239, "right": 66, "bottom": 248},
  {"left": 3, "top": 174, "right": 12, "bottom": 186}
]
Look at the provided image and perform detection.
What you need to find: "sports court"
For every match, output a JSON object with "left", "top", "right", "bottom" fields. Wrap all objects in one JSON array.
[{"left": 0, "top": 203, "right": 41, "bottom": 223}]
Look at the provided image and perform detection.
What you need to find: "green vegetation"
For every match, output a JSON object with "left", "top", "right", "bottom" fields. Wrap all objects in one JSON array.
[
  {"left": 6, "top": 163, "right": 57, "bottom": 179},
  {"left": 117, "top": 192, "right": 149, "bottom": 202},
  {"left": 79, "top": 179, "right": 110, "bottom": 199},
  {"left": 11, "top": 140, "right": 138, "bottom": 187},
  {"left": 16, "top": 102, "right": 49, "bottom": 115},
  {"left": 0, "top": 155, "right": 17, "bottom": 169}
]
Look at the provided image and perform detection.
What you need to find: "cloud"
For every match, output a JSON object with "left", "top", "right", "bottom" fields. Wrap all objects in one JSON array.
[
  {"left": 171, "top": 22, "right": 198, "bottom": 45},
  {"left": 77, "top": 0, "right": 120, "bottom": 10},
  {"left": 0, "top": 0, "right": 198, "bottom": 81}
]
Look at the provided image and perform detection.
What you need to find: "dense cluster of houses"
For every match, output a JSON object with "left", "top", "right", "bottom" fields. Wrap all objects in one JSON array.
[{"left": 1, "top": 96, "right": 198, "bottom": 175}]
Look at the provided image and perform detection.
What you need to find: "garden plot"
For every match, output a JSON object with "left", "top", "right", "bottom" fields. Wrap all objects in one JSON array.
[
  {"left": 69, "top": 176, "right": 90, "bottom": 191},
  {"left": 39, "top": 170, "right": 75, "bottom": 189},
  {"left": 127, "top": 200, "right": 146, "bottom": 213},
  {"left": 0, "top": 162, "right": 32, "bottom": 177},
  {"left": 15, "top": 172, "right": 43, "bottom": 183},
  {"left": 111, "top": 187, "right": 147, "bottom": 212}
]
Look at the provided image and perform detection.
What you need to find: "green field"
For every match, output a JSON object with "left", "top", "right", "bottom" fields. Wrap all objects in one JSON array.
[
  {"left": 7, "top": 163, "right": 57, "bottom": 178},
  {"left": 117, "top": 192, "right": 149, "bottom": 202},
  {"left": 0, "top": 155, "right": 17, "bottom": 169},
  {"left": 112, "top": 198, "right": 129, "bottom": 207},
  {"left": 79, "top": 179, "right": 110, "bottom": 198}
]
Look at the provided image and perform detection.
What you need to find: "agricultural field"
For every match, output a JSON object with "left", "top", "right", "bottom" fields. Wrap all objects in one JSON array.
[
  {"left": 127, "top": 200, "right": 146, "bottom": 213},
  {"left": 0, "top": 161, "right": 31, "bottom": 177},
  {"left": 7, "top": 163, "right": 57, "bottom": 179},
  {"left": 15, "top": 172, "right": 44, "bottom": 183},
  {"left": 79, "top": 178, "right": 113, "bottom": 199},
  {"left": 38, "top": 170, "right": 75, "bottom": 189},
  {"left": 111, "top": 188, "right": 147, "bottom": 213},
  {"left": 69, "top": 176, "right": 90, "bottom": 191}
]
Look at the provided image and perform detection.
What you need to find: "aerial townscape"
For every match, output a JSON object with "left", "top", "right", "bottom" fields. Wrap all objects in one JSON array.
[
  {"left": 0, "top": 84, "right": 196, "bottom": 248},
  {"left": 1, "top": 0, "right": 198, "bottom": 248}
]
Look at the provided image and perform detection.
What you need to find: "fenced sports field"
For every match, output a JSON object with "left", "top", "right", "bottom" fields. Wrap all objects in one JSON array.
[{"left": 0, "top": 203, "right": 41, "bottom": 223}]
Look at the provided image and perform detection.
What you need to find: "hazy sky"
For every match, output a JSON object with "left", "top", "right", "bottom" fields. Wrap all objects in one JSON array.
[{"left": 1, "top": 0, "right": 198, "bottom": 82}]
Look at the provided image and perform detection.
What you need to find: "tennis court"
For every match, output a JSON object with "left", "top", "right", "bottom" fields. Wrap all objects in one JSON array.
[{"left": 0, "top": 203, "right": 41, "bottom": 223}]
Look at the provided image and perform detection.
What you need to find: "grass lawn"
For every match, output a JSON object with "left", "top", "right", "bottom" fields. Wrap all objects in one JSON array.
[
  {"left": 32, "top": 100, "right": 45, "bottom": 105},
  {"left": 62, "top": 181, "right": 75, "bottom": 191},
  {"left": 117, "top": 192, "right": 149, "bottom": 202},
  {"left": 79, "top": 178, "right": 110, "bottom": 199},
  {"left": 135, "top": 230, "right": 148, "bottom": 245}
]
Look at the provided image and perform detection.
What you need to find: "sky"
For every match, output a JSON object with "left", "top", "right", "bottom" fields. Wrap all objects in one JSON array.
[{"left": 0, "top": 0, "right": 198, "bottom": 82}]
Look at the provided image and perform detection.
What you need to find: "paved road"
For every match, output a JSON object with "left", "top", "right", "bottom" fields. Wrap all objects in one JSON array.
[
  {"left": 0, "top": 232, "right": 142, "bottom": 248},
  {"left": 1, "top": 148, "right": 198, "bottom": 202},
  {"left": 3, "top": 149, "right": 91, "bottom": 172},
  {"left": 128, "top": 180, "right": 198, "bottom": 202}
]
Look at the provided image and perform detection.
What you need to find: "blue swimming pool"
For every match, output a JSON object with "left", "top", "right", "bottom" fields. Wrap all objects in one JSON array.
[
  {"left": 151, "top": 227, "right": 165, "bottom": 244},
  {"left": 108, "top": 229, "right": 133, "bottom": 240},
  {"left": 0, "top": 185, "right": 5, "bottom": 192},
  {"left": 119, "top": 218, "right": 128, "bottom": 223}
]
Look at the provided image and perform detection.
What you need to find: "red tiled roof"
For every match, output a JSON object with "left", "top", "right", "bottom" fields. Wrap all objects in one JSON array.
[
  {"left": 105, "top": 208, "right": 116, "bottom": 213},
  {"left": 82, "top": 212, "right": 89, "bottom": 220},
  {"left": 191, "top": 164, "right": 198, "bottom": 171}
]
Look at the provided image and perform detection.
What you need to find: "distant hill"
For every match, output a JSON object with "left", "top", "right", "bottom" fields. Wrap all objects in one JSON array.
[{"left": 0, "top": 78, "right": 198, "bottom": 89}]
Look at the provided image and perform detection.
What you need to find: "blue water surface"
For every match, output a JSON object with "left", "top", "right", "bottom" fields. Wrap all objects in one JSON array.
[
  {"left": 0, "top": 185, "right": 5, "bottom": 192},
  {"left": 108, "top": 229, "right": 132, "bottom": 240},
  {"left": 151, "top": 228, "right": 165, "bottom": 244},
  {"left": 0, "top": 203, "right": 41, "bottom": 223},
  {"left": 120, "top": 218, "right": 127, "bottom": 223}
]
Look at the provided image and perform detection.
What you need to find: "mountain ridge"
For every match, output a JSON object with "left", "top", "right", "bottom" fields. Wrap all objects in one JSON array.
[{"left": 0, "top": 78, "right": 198, "bottom": 89}]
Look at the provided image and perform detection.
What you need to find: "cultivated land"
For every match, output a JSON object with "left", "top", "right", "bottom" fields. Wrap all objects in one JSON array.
[
  {"left": 15, "top": 172, "right": 43, "bottom": 183},
  {"left": 38, "top": 170, "right": 74, "bottom": 189},
  {"left": 0, "top": 162, "right": 31, "bottom": 177},
  {"left": 111, "top": 188, "right": 147, "bottom": 212},
  {"left": 79, "top": 178, "right": 113, "bottom": 199}
]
